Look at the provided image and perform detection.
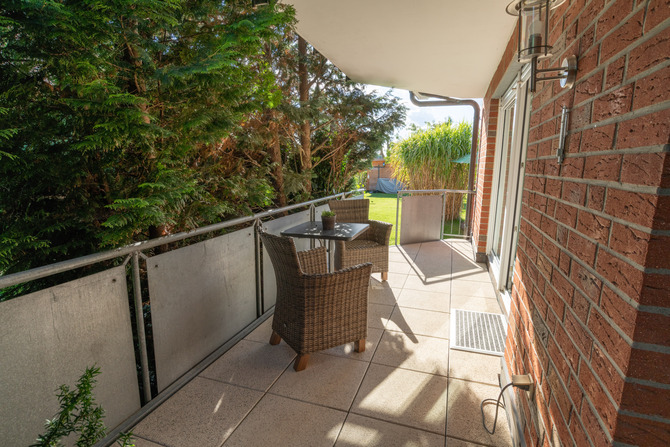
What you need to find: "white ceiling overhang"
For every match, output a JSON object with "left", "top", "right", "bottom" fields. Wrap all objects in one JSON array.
[{"left": 284, "top": 0, "right": 517, "bottom": 99}]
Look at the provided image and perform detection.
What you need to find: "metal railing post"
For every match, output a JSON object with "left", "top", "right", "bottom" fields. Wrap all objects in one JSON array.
[
  {"left": 131, "top": 252, "right": 152, "bottom": 403},
  {"left": 395, "top": 192, "right": 401, "bottom": 246}
]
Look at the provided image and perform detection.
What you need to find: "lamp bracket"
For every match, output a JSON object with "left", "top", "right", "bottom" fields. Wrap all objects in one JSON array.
[{"left": 530, "top": 55, "right": 577, "bottom": 93}]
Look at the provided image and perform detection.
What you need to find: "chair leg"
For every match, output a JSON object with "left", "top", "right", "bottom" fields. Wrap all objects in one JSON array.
[
  {"left": 381, "top": 271, "right": 388, "bottom": 281},
  {"left": 269, "top": 331, "right": 281, "bottom": 345},
  {"left": 354, "top": 339, "right": 366, "bottom": 353},
  {"left": 294, "top": 354, "right": 309, "bottom": 371}
]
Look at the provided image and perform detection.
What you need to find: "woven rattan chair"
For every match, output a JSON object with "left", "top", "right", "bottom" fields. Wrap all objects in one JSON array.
[
  {"left": 260, "top": 231, "right": 372, "bottom": 371},
  {"left": 328, "top": 198, "right": 393, "bottom": 281}
]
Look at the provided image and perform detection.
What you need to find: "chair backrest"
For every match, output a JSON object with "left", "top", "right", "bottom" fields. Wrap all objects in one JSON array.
[
  {"left": 328, "top": 199, "right": 370, "bottom": 223},
  {"left": 259, "top": 232, "right": 301, "bottom": 283}
]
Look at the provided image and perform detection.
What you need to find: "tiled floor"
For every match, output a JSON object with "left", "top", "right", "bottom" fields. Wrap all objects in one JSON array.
[{"left": 132, "top": 240, "right": 513, "bottom": 447}]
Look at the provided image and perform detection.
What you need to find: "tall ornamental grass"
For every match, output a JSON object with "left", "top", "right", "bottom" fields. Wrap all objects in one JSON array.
[{"left": 388, "top": 121, "right": 472, "bottom": 219}]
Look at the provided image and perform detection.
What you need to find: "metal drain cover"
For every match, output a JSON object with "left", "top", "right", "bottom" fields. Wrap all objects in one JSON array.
[{"left": 451, "top": 309, "right": 507, "bottom": 356}]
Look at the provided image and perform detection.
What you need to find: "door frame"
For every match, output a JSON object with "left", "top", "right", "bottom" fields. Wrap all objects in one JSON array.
[{"left": 487, "top": 67, "right": 532, "bottom": 313}]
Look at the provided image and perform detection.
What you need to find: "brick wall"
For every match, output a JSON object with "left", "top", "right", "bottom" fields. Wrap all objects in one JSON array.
[{"left": 479, "top": 0, "right": 670, "bottom": 445}]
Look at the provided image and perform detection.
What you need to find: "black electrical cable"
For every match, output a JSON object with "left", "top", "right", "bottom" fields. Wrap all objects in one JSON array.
[{"left": 481, "top": 382, "right": 515, "bottom": 435}]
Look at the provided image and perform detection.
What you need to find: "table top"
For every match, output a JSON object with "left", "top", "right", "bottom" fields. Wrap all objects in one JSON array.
[{"left": 280, "top": 221, "right": 369, "bottom": 241}]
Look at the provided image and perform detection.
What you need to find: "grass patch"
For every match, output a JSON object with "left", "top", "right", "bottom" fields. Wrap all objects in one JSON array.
[{"left": 365, "top": 191, "right": 465, "bottom": 245}]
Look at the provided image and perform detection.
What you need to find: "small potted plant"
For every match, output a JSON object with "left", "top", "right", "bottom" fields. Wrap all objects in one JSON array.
[{"left": 321, "top": 210, "right": 336, "bottom": 231}]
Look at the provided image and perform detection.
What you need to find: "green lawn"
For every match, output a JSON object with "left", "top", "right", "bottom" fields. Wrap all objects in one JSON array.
[{"left": 365, "top": 192, "right": 465, "bottom": 245}]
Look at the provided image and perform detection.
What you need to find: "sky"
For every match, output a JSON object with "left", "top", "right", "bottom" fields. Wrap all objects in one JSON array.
[{"left": 365, "top": 85, "right": 483, "bottom": 151}]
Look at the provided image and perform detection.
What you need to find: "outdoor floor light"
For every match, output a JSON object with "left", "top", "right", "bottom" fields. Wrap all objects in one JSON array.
[{"left": 506, "top": 0, "right": 577, "bottom": 92}]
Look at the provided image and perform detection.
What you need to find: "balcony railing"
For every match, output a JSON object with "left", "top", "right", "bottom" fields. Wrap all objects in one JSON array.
[{"left": 0, "top": 190, "right": 365, "bottom": 446}]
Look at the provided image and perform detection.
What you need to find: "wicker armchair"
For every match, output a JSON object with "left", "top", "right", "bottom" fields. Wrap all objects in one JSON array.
[
  {"left": 260, "top": 232, "right": 372, "bottom": 371},
  {"left": 328, "top": 198, "right": 393, "bottom": 281}
]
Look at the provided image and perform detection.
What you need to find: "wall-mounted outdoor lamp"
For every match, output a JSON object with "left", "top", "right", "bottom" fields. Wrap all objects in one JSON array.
[{"left": 505, "top": 0, "right": 577, "bottom": 93}]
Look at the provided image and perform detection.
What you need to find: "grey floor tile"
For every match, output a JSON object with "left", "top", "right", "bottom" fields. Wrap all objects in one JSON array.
[
  {"left": 321, "top": 327, "right": 384, "bottom": 362},
  {"left": 133, "top": 377, "right": 263, "bottom": 447},
  {"left": 369, "top": 303, "right": 395, "bottom": 329},
  {"left": 352, "top": 364, "right": 447, "bottom": 434},
  {"left": 269, "top": 353, "right": 369, "bottom": 411},
  {"left": 335, "top": 413, "right": 446, "bottom": 447},
  {"left": 244, "top": 317, "right": 273, "bottom": 343},
  {"left": 369, "top": 281, "right": 401, "bottom": 305},
  {"left": 446, "top": 379, "right": 512, "bottom": 446},
  {"left": 224, "top": 394, "right": 346, "bottom": 447},
  {"left": 397, "top": 289, "right": 450, "bottom": 313},
  {"left": 200, "top": 339, "right": 294, "bottom": 391},
  {"left": 448, "top": 349, "right": 502, "bottom": 386},
  {"left": 450, "top": 296, "right": 502, "bottom": 314},
  {"left": 388, "top": 260, "right": 414, "bottom": 275},
  {"left": 403, "top": 275, "right": 451, "bottom": 294},
  {"left": 131, "top": 437, "right": 165, "bottom": 447},
  {"left": 384, "top": 272, "right": 409, "bottom": 289},
  {"left": 386, "top": 307, "right": 450, "bottom": 339},
  {"left": 450, "top": 280, "right": 497, "bottom": 299},
  {"left": 372, "top": 331, "right": 450, "bottom": 376}
]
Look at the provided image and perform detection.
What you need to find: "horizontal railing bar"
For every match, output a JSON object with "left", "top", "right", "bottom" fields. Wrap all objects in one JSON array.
[
  {"left": 0, "top": 190, "right": 362, "bottom": 289},
  {"left": 398, "top": 189, "right": 474, "bottom": 194}
]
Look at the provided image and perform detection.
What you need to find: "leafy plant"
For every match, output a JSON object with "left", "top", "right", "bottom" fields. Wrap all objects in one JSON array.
[
  {"left": 388, "top": 120, "right": 472, "bottom": 219},
  {"left": 321, "top": 210, "right": 336, "bottom": 217},
  {"left": 32, "top": 366, "right": 133, "bottom": 447}
]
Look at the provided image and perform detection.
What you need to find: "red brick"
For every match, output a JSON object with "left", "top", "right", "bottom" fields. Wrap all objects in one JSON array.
[
  {"left": 545, "top": 158, "right": 560, "bottom": 177},
  {"left": 646, "top": 234, "right": 670, "bottom": 269},
  {"left": 596, "top": 0, "right": 635, "bottom": 40},
  {"left": 555, "top": 323, "right": 581, "bottom": 370},
  {"left": 651, "top": 195, "right": 670, "bottom": 230},
  {"left": 581, "top": 401, "right": 612, "bottom": 447},
  {"left": 620, "top": 152, "right": 668, "bottom": 187},
  {"left": 586, "top": 185, "right": 605, "bottom": 211},
  {"left": 571, "top": 262, "right": 603, "bottom": 303},
  {"left": 577, "top": 210, "right": 611, "bottom": 245},
  {"left": 561, "top": 181, "right": 586, "bottom": 205},
  {"left": 605, "top": 55, "right": 626, "bottom": 90},
  {"left": 549, "top": 394, "right": 573, "bottom": 444},
  {"left": 628, "top": 26, "right": 670, "bottom": 77},
  {"left": 584, "top": 153, "right": 622, "bottom": 181},
  {"left": 564, "top": 309, "right": 593, "bottom": 355},
  {"left": 604, "top": 188, "right": 658, "bottom": 229},
  {"left": 567, "top": 372, "right": 584, "bottom": 413},
  {"left": 634, "top": 66, "right": 670, "bottom": 111},
  {"left": 592, "top": 84, "right": 634, "bottom": 123},
  {"left": 546, "top": 363, "right": 573, "bottom": 418},
  {"left": 614, "top": 413, "right": 670, "bottom": 446},
  {"left": 641, "top": 273, "right": 670, "bottom": 307},
  {"left": 578, "top": 365, "right": 618, "bottom": 435},
  {"left": 545, "top": 178, "right": 561, "bottom": 197},
  {"left": 616, "top": 107, "right": 670, "bottom": 149},
  {"left": 645, "top": 0, "right": 670, "bottom": 32},
  {"left": 578, "top": 43, "right": 599, "bottom": 77},
  {"left": 589, "top": 308, "right": 632, "bottom": 370},
  {"left": 600, "top": 286, "right": 637, "bottom": 339},
  {"left": 568, "top": 230, "right": 597, "bottom": 266},
  {"left": 609, "top": 222, "right": 649, "bottom": 266},
  {"left": 621, "top": 381, "right": 670, "bottom": 420},
  {"left": 580, "top": 124, "right": 615, "bottom": 153},
  {"left": 569, "top": 417, "right": 590, "bottom": 447},
  {"left": 545, "top": 284, "right": 567, "bottom": 319},
  {"left": 575, "top": 70, "right": 604, "bottom": 105},
  {"left": 590, "top": 344, "right": 626, "bottom": 401},
  {"left": 560, "top": 154, "right": 584, "bottom": 178},
  {"left": 600, "top": 9, "right": 645, "bottom": 63},
  {"left": 555, "top": 202, "right": 578, "bottom": 227},
  {"left": 596, "top": 249, "right": 644, "bottom": 300},
  {"left": 570, "top": 102, "right": 592, "bottom": 129}
]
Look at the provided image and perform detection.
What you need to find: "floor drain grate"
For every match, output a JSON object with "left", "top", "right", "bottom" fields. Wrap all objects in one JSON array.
[{"left": 450, "top": 309, "right": 507, "bottom": 356}]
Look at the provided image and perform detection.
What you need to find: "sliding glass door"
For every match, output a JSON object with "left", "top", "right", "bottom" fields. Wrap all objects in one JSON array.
[{"left": 488, "top": 74, "right": 531, "bottom": 306}]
